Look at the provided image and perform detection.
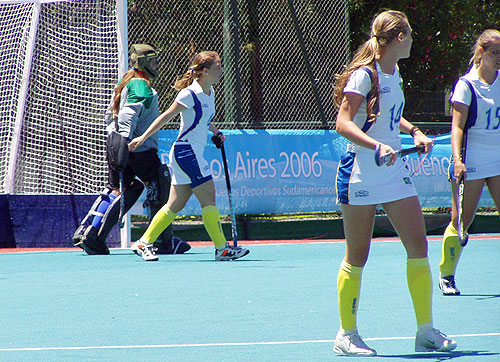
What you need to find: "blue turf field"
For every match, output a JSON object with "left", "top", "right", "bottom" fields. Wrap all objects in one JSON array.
[{"left": 0, "top": 236, "right": 499, "bottom": 361}]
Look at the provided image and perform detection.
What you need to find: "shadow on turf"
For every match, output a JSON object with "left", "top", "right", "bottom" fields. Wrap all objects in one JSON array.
[
  {"left": 177, "top": 258, "right": 263, "bottom": 263},
  {"left": 80, "top": 249, "right": 265, "bottom": 262},
  {"left": 459, "top": 293, "right": 500, "bottom": 300},
  {"left": 378, "top": 350, "right": 498, "bottom": 360}
]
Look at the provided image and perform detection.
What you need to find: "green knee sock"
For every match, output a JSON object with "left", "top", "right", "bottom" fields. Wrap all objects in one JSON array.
[
  {"left": 201, "top": 205, "right": 226, "bottom": 249},
  {"left": 407, "top": 257, "right": 433, "bottom": 327},
  {"left": 337, "top": 259, "right": 363, "bottom": 332},
  {"left": 439, "top": 222, "right": 463, "bottom": 277},
  {"left": 141, "top": 206, "right": 177, "bottom": 244}
]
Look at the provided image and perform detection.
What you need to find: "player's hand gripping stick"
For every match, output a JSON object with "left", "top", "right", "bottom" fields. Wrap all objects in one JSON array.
[{"left": 375, "top": 144, "right": 425, "bottom": 167}]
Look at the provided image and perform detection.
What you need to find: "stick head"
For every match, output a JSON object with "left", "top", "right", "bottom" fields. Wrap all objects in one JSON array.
[{"left": 459, "top": 232, "right": 469, "bottom": 247}]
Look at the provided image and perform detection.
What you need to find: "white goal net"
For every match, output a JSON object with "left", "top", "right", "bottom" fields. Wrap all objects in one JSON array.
[{"left": 0, "top": 0, "right": 126, "bottom": 194}]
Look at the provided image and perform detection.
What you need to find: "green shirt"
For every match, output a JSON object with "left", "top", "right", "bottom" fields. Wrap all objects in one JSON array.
[{"left": 126, "top": 78, "right": 154, "bottom": 109}]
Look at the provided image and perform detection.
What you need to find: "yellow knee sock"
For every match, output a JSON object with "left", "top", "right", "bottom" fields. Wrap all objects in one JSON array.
[
  {"left": 337, "top": 259, "right": 363, "bottom": 332},
  {"left": 141, "top": 206, "right": 177, "bottom": 244},
  {"left": 407, "top": 257, "right": 433, "bottom": 327},
  {"left": 201, "top": 205, "right": 226, "bottom": 249},
  {"left": 439, "top": 222, "right": 463, "bottom": 277}
]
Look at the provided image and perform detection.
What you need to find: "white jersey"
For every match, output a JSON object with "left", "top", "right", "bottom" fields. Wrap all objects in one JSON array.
[
  {"left": 174, "top": 79, "right": 216, "bottom": 150},
  {"left": 336, "top": 62, "right": 416, "bottom": 205},
  {"left": 451, "top": 66, "right": 500, "bottom": 179},
  {"left": 344, "top": 62, "right": 405, "bottom": 152},
  {"left": 168, "top": 79, "right": 215, "bottom": 187}
]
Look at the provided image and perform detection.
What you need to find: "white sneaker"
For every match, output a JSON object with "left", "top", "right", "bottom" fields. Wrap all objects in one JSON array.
[
  {"left": 131, "top": 240, "right": 159, "bottom": 261},
  {"left": 439, "top": 275, "right": 461, "bottom": 295},
  {"left": 215, "top": 243, "right": 250, "bottom": 261},
  {"left": 333, "top": 329, "right": 377, "bottom": 356},
  {"left": 415, "top": 328, "right": 457, "bottom": 352}
]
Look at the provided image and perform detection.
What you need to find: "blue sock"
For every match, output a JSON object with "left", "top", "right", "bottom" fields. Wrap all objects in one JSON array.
[{"left": 91, "top": 193, "right": 117, "bottom": 228}]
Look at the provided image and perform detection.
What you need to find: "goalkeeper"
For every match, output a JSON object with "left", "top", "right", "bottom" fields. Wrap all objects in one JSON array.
[{"left": 72, "top": 44, "right": 190, "bottom": 256}]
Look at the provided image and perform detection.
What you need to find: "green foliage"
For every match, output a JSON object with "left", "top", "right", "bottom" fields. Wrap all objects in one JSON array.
[{"left": 348, "top": 0, "right": 500, "bottom": 92}]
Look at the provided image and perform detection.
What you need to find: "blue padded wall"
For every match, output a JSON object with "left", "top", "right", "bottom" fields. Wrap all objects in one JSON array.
[
  {"left": 4, "top": 195, "right": 120, "bottom": 248},
  {"left": 0, "top": 194, "right": 16, "bottom": 248}
]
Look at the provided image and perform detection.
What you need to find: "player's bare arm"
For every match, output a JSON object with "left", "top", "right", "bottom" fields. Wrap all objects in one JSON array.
[
  {"left": 399, "top": 117, "right": 432, "bottom": 153},
  {"left": 450, "top": 102, "right": 469, "bottom": 182},
  {"left": 129, "top": 101, "right": 186, "bottom": 151}
]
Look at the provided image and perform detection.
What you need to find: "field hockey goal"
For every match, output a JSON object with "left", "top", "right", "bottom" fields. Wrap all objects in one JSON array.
[{"left": 0, "top": 0, "right": 128, "bottom": 247}]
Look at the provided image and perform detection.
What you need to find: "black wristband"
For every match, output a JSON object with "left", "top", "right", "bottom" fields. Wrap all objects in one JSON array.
[{"left": 410, "top": 126, "right": 420, "bottom": 137}]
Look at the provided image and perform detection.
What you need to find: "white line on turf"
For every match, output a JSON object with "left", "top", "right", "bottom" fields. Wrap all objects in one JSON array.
[{"left": 0, "top": 332, "right": 498, "bottom": 352}]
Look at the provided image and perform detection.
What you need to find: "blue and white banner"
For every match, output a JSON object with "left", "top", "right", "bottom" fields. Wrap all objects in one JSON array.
[{"left": 154, "top": 130, "right": 493, "bottom": 215}]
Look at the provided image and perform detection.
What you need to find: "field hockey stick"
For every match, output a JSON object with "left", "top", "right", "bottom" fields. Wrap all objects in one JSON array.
[
  {"left": 457, "top": 177, "right": 468, "bottom": 246},
  {"left": 118, "top": 172, "right": 125, "bottom": 228},
  {"left": 457, "top": 131, "right": 469, "bottom": 247},
  {"left": 219, "top": 143, "right": 238, "bottom": 247},
  {"left": 375, "top": 144, "right": 425, "bottom": 167}
]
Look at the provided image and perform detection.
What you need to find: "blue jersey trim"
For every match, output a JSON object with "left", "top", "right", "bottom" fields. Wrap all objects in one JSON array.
[
  {"left": 459, "top": 78, "right": 477, "bottom": 130},
  {"left": 453, "top": 78, "right": 476, "bottom": 165},
  {"left": 359, "top": 66, "right": 378, "bottom": 133},
  {"left": 336, "top": 152, "right": 355, "bottom": 204},
  {"left": 177, "top": 89, "right": 203, "bottom": 141}
]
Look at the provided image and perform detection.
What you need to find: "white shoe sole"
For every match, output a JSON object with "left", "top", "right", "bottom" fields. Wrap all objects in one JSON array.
[
  {"left": 415, "top": 345, "right": 457, "bottom": 352},
  {"left": 131, "top": 244, "right": 158, "bottom": 261},
  {"left": 416, "top": 338, "right": 457, "bottom": 352},
  {"left": 215, "top": 249, "right": 250, "bottom": 261},
  {"left": 333, "top": 345, "right": 376, "bottom": 356}
]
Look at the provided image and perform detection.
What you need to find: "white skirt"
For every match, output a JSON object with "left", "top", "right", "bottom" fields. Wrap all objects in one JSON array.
[
  {"left": 459, "top": 133, "right": 500, "bottom": 180},
  {"left": 336, "top": 149, "right": 418, "bottom": 205}
]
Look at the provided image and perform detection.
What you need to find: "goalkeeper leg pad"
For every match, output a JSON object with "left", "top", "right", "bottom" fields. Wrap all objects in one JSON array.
[
  {"left": 73, "top": 180, "right": 144, "bottom": 254},
  {"left": 73, "top": 188, "right": 113, "bottom": 250},
  {"left": 97, "top": 179, "right": 144, "bottom": 242},
  {"left": 79, "top": 225, "right": 110, "bottom": 255},
  {"left": 73, "top": 188, "right": 116, "bottom": 255}
]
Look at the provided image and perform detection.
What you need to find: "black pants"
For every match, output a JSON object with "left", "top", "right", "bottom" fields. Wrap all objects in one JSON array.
[{"left": 108, "top": 148, "right": 161, "bottom": 190}]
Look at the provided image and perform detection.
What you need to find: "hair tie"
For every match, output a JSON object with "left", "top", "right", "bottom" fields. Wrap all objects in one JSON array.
[
  {"left": 189, "top": 67, "right": 195, "bottom": 72},
  {"left": 131, "top": 66, "right": 137, "bottom": 70}
]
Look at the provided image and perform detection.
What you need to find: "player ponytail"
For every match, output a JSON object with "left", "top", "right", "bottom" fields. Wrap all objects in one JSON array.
[
  {"left": 334, "top": 10, "right": 410, "bottom": 123},
  {"left": 111, "top": 69, "right": 152, "bottom": 116},
  {"left": 111, "top": 44, "right": 157, "bottom": 116},
  {"left": 470, "top": 29, "right": 500, "bottom": 66},
  {"left": 333, "top": 37, "right": 380, "bottom": 123},
  {"left": 173, "top": 51, "right": 220, "bottom": 91}
]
